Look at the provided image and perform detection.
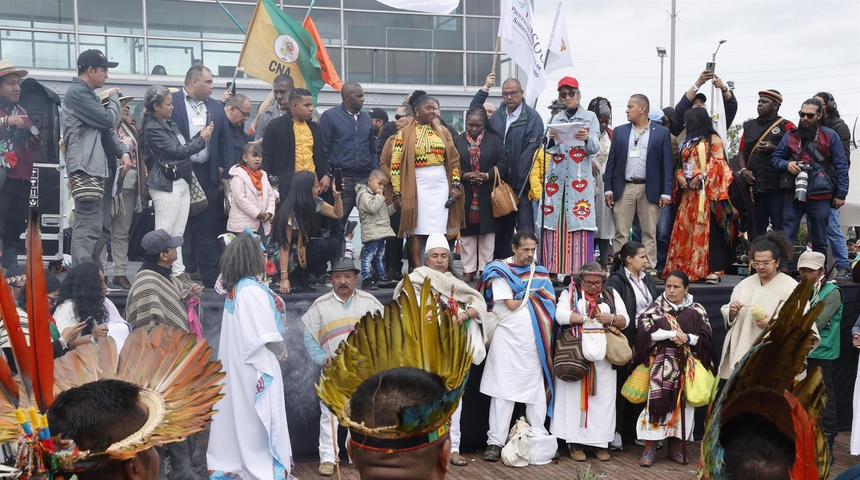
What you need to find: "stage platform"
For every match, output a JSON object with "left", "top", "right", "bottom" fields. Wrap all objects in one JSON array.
[{"left": 105, "top": 276, "right": 860, "bottom": 458}]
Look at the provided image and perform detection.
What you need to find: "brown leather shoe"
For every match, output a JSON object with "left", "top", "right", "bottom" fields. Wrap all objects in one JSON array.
[
  {"left": 595, "top": 447, "right": 611, "bottom": 461},
  {"left": 569, "top": 443, "right": 586, "bottom": 461},
  {"left": 112, "top": 275, "right": 132, "bottom": 290}
]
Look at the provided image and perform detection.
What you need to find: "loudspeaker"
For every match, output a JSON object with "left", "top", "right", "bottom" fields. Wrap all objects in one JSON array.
[
  {"left": 18, "top": 78, "right": 63, "bottom": 258},
  {"left": 19, "top": 78, "right": 61, "bottom": 165}
]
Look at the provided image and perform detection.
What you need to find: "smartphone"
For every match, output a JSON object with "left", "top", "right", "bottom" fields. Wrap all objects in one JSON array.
[
  {"left": 705, "top": 62, "right": 716, "bottom": 73},
  {"left": 227, "top": 81, "right": 236, "bottom": 95},
  {"left": 205, "top": 111, "right": 212, "bottom": 126},
  {"left": 333, "top": 168, "right": 343, "bottom": 192}
]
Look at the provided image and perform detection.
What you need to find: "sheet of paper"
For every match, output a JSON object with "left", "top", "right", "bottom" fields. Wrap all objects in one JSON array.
[{"left": 548, "top": 122, "right": 585, "bottom": 146}]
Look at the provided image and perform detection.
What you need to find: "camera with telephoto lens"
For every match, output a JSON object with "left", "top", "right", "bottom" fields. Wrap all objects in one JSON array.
[{"left": 794, "top": 163, "right": 811, "bottom": 202}]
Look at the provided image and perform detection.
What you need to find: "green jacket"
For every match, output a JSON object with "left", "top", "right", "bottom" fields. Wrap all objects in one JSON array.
[{"left": 809, "top": 282, "right": 842, "bottom": 360}]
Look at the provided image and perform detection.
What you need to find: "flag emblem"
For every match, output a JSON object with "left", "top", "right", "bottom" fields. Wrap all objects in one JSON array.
[{"left": 274, "top": 35, "right": 299, "bottom": 63}]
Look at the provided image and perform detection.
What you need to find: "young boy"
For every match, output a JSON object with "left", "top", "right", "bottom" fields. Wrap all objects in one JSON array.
[{"left": 356, "top": 169, "right": 398, "bottom": 289}]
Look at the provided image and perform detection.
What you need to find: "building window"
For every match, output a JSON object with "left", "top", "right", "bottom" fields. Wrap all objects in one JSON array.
[
  {"left": 345, "top": 49, "right": 462, "bottom": 86},
  {"left": 0, "top": 30, "right": 76, "bottom": 70},
  {"left": 0, "top": 0, "right": 75, "bottom": 30},
  {"left": 146, "top": 0, "right": 252, "bottom": 41},
  {"left": 344, "top": 13, "right": 462, "bottom": 50},
  {"left": 80, "top": 35, "right": 145, "bottom": 74}
]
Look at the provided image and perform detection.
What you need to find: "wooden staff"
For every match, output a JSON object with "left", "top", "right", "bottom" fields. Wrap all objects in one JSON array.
[
  {"left": 490, "top": 36, "right": 501, "bottom": 75},
  {"left": 331, "top": 413, "right": 341, "bottom": 480}
]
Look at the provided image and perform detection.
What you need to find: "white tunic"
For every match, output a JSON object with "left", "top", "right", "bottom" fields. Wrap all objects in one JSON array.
[
  {"left": 550, "top": 289, "right": 629, "bottom": 447},
  {"left": 480, "top": 277, "right": 544, "bottom": 404},
  {"left": 207, "top": 278, "right": 292, "bottom": 480}
]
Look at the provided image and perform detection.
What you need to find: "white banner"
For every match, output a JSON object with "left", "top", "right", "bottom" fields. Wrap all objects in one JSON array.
[
  {"left": 375, "top": 0, "right": 459, "bottom": 14},
  {"left": 712, "top": 88, "right": 728, "bottom": 143},
  {"left": 544, "top": 3, "right": 573, "bottom": 74},
  {"left": 498, "top": 0, "right": 547, "bottom": 104}
]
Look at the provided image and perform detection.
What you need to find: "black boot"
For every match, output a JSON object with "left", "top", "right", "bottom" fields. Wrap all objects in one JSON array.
[{"left": 825, "top": 432, "right": 837, "bottom": 465}]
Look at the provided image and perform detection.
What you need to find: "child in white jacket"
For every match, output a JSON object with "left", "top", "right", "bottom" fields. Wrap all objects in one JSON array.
[
  {"left": 227, "top": 142, "right": 276, "bottom": 237},
  {"left": 356, "top": 169, "right": 399, "bottom": 289}
]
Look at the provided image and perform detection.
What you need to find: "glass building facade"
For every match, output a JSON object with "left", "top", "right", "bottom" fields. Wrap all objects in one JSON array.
[{"left": 1, "top": 0, "right": 506, "bottom": 115}]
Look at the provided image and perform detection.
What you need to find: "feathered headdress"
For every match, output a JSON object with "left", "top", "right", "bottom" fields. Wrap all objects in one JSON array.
[
  {"left": 0, "top": 211, "right": 225, "bottom": 478},
  {"left": 698, "top": 277, "right": 829, "bottom": 479},
  {"left": 316, "top": 276, "right": 471, "bottom": 447}
]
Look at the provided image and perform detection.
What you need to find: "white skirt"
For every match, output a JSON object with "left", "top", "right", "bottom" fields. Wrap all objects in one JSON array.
[{"left": 414, "top": 165, "right": 449, "bottom": 235}]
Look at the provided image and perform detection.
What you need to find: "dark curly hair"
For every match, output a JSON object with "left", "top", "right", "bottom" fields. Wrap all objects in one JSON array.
[
  {"left": 56, "top": 263, "right": 108, "bottom": 332},
  {"left": 751, "top": 231, "right": 794, "bottom": 267}
]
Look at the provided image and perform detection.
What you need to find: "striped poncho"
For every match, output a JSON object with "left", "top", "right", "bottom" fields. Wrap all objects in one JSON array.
[{"left": 126, "top": 268, "right": 189, "bottom": 332}]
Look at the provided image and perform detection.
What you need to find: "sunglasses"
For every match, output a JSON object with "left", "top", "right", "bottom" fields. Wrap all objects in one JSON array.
[
  {"left": 559, "top": 90, "right": 579, "bottom": 99},
  {"left": 394, "top": 114, "right": 410, "bottom": 120},
  {"left": 798, "top": 112, "right": 817, "bottom": 119}
]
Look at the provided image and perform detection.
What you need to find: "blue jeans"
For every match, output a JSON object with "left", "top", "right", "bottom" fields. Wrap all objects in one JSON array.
[
  {"left": 784, "top": 198, "right": 830, "bottom": 261},
  {"left": 827, "top": 207, "right": 850, "bottom": 269},
  {"left": 656, "top": 203, "right": 677, "bottom": 273},
  {"left": 361, "top": 239, "right": 387, "bottom": 281}
]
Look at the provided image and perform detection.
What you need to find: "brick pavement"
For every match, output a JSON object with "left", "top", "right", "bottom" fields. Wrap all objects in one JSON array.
[{"left": 290, "top": 433, "right": 858, "bottom": 479}]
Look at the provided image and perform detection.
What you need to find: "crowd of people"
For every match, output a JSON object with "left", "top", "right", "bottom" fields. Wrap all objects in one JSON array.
[{"left": 0, "top": 47, "right": 857, "bottom": 479}]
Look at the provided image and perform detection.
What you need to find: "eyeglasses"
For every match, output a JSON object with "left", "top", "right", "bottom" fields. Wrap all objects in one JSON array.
[
  {"left": 582, "top": 280, "right": 603, "bottom": 287},
  {"left": 559, "top": 90, "right": 579, "bottom": 99},
  {"left": 501, "top": 90, "right": 522, "bottom": 98},
  {"left": 236, "top": 108, "right": 251, "bottom": 119},
  {"left": 47, "top": 294, "right": 58, "bottom": 305},
  {"left": 750, "top": 259, "right": 778, "bottom": 268},
  {"left": 798, "top": 112, "right": 817, "bottom": 119}
]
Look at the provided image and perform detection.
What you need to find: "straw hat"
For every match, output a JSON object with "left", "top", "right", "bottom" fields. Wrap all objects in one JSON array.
[
  {"left": 97, "top": 89, "right": 134, "bottom": 105},
  {"left": 0, "top": 60, "right": 28, "bottom": 79}
]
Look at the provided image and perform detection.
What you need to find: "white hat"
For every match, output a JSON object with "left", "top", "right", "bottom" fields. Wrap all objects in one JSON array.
[
  {"left": 797, "top": 251, "right": 825, "bottom": 271},
  {"left": 424, "top": 234, "right": 449, "bottom": 254}
]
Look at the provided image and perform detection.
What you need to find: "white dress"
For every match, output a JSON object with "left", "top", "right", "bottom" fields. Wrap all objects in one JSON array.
[
  {"left": 207, "top": 278, "right": 292, "bottom": 480},
  {"left": 480, "top": 278, "right": 544, "bottom": 404},
  {"left": 550, "top": 289, "right": 629, "bottom": 447}
]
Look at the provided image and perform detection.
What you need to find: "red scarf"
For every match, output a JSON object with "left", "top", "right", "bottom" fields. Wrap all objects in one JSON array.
[
  {"left": 242, "top": 165, "right": 263, "bottom": 193},
  {"left": 466, "top": 131, "right": 484, "bottom": 224}
]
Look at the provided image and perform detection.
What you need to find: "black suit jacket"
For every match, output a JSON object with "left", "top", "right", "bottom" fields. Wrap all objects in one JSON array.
[
  {"left": 605, "top": 122, "right": 673, "bottom": 203},
  {"left": 262, "top": 116, "right": 328, "bottom": 196},
  {"left": 169, "top": 91, "right": 232, "bottom": 186}
]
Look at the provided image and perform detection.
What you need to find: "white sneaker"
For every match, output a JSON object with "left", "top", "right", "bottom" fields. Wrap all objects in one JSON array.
[{"left": 609, "top": 432, "right": 623, "bottom": 451}]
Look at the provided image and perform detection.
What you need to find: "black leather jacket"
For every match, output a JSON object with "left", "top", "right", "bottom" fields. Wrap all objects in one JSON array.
[{"left": 142, "top": 115, "right": 206, "bottom": 192}]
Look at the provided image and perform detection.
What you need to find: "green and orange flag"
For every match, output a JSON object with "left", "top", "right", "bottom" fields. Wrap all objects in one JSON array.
[
  {"left": 302, "top": 16, "right": 343, "bottom": 92},
  {"left": 238, "top": 0, "right": 325, "bottom": 101}
]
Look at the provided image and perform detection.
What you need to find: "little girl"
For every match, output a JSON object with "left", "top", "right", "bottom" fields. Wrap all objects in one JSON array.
[{"left": 227, "top": 142, "right": 276, "bottom": 237}]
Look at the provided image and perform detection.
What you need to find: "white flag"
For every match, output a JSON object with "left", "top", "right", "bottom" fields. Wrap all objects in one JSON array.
[
  {"left": 545, "top": 3, "right": 573, "bottom": 74},
  {"left": 498, "top": 0, "right": 547, "bottom": 104},
  {"left": 712, "top": 88, "right": 728, "bottom": 143},
  {"left": 375, "top": 0, "right": 459, "bottom": 14}
]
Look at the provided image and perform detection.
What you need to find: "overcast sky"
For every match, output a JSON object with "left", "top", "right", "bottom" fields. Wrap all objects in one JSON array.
[{"left": 525, "top": 0, "right": 859, "bottom": 143}]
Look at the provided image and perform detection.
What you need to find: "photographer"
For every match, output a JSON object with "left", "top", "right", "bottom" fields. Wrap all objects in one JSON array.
[{"left": 771, "top": 98, "right": 849, "bottom": 265}]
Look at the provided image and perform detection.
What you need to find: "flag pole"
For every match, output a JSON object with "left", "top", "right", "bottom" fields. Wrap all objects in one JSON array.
[
  {"left": 304, "top": 0, "right": 316, "bottom": 21},
  {"left": 490, "top": 36, "right": 501, "bottom": 75},
  {"left": 214, "top": 0, "right": 247, "bottom": 34}
]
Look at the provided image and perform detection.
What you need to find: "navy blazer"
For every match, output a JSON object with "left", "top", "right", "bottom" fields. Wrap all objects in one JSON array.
[
  {"left": 604, "top": 122, "right": 673, "bottom": 204},
  {"left": 170, "top": 91, "right": 232, "bottom": 185}
]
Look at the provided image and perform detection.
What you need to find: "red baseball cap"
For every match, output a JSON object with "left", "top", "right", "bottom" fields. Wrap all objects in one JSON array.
[{"left": 558, "top": 76, "right": 579, "bottom": 90}]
